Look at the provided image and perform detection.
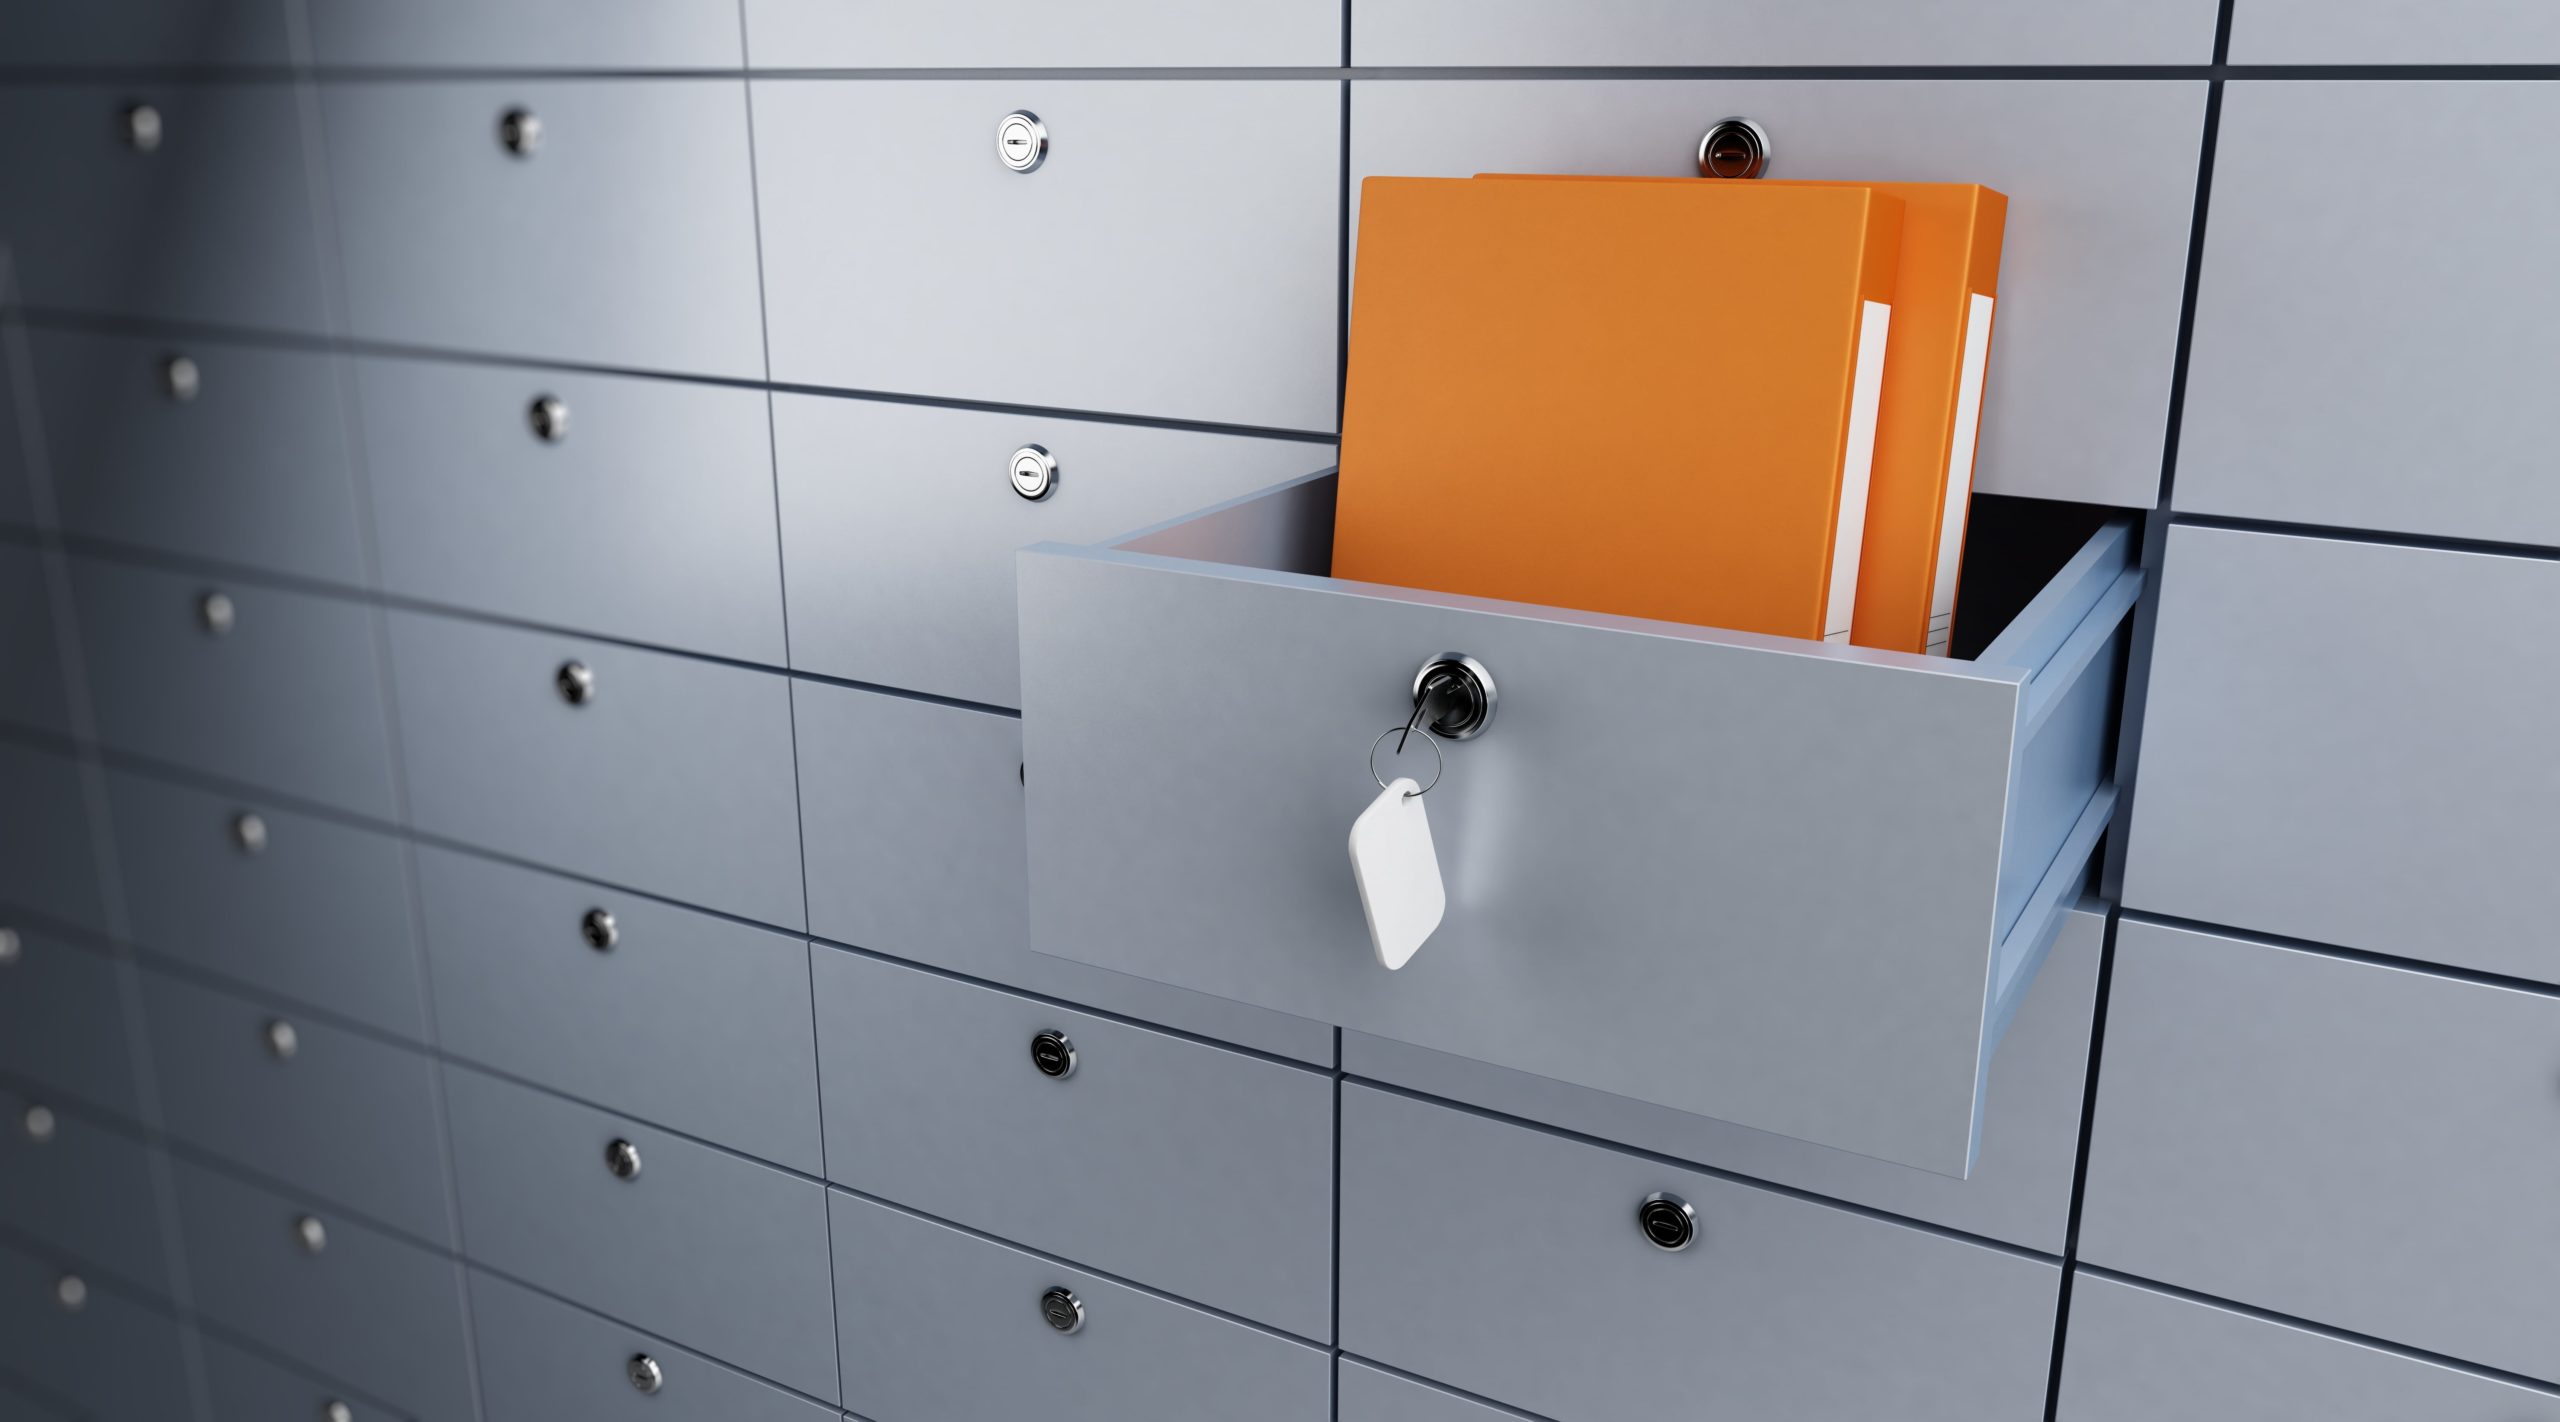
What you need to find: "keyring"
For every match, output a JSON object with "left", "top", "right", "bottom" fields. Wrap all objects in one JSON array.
[{"left": 1369, "top": 724, "right": 1443, "bottom": 797}]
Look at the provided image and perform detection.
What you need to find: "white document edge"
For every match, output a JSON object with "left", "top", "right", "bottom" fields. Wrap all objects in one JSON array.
[
  {"left": 1926, "top": 292, "right": 1997, "bottom": 656},
  {"left": 1824, "top": 299, "right": 1892, "bottom": 644}
]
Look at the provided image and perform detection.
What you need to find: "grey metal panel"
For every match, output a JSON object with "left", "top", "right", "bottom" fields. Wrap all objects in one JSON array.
[
  {"left": 107, "top": 767, "right": 428, "bottom": 1042},
  {"left": 171, "top": 1154, "right": 477, "bottom": 1421},
  {"left": 0, "top": 745, "right": 105, "bottom": 936},
  {"left": 773, "top": 395, "right": 1329, "bottom": 706},
  {"left": 831, "top": 1191, "right": 1332, "bottom": 1422},
  {"left": 442, "top": 1064, "right": 838, "bottom": 1401},
  {"left": 320, "top": 79, "right": 766, "bottom": 379},
  {"left": 471, "top": 1268, "right": 838, "bottom": 1422},
  {"left": 2058, "top": 1274, "right": 2560, "bottom": 1421},
  {"left": 0, "top": 83, "right": 332, "bottom": 333},
  {"left": 754, "top": 80, "right": 1341, "bottom": 433},
  {"left": 742, "top": 0, "right": 1340, "bottom": 66},
  {"left": 2228, "top": 0, "right": 2560, "bottom": 62},
  {"left": 1338, "top": 1085, "right": 2059, "bottom": 1422},
  {"left": 1344, "top": 902, "right": 2106, "bottom": 1253},
  {"left": 0, "top": 1378, "right": 73, "bottom": 1422},
  {"left": 0, "top": 930, "right": 137, "bottom": 1120},
  {"left": 2177, "top": 83, "right": 2560, "bottom": 544},
  {"left": 0, "top": 545, "right": 69, "bottom": 738},
  {"left": 1340, "top": 1362, "right": 1540, "bottom": 1422},
  {"left": 0, "top": 1088, "right": 172, "bottom": 1299},
  {"left": 812, "top": 948, "right": 1334, "bottom": 1340},
  {"left": 386, "top": 608, "right": 803, "bottom": 928},
  {"left": 358, "top": 357, "right": 785, "bottom": 664},
  {"left": 2122, "top": 527, "right": 2557, "bottom": 979},
  {"left": 200, "top": 1331, "right": 417, "bottom": 1422},
  {"left": 72, "top": 558, "right": 399, "bottom": 820},
  {"left": 1019, "top": 483, "right": 2134, "bottom": 1177},
  {"left": 1350, "top": 79, "right": 2204, "bottom": 509},
  {"left": 2081, "top": 921, "right": 2560, "bottom": 1385},
  {"left": 0, "top": 0, "right": 291, "bottom": 65},
  {"left": 140, "top": 968, "right": 456, "bottom": 1247},
  {"left": 308, "top": 0, "right": 744, "bottom": 67},
  {"left": 29, "top": 330, "right": 367, "bottom": 585},
  {"left": 791, "top": 677, "right": 1332, "bottom": 1066},
  {"left": 0, "top": 1239, "right": 195, "bottom": 1422},
  {"left": 415, "top": 843, "right": 821, "bottom": 1174},
  {"left": 1354, "top": 0, "right": 2217, "bottom": 64}
]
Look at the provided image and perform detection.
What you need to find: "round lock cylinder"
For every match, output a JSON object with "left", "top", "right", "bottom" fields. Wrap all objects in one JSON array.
[
  {"left": 198, "top": 590, "right": 235, "bottom": 636},
  {"left": 1039, "top": 1286, "right": 1085, "bottom": 1334},
  {"left": 1410, "top": 653, "right": 1497, "bottom": 740},
  {"left": 556, "top": 660, "right": 596, "bottom": 706},
  {"left": 264, "top": 1018, "right": 300, "bottom": 1060},
  {"left": 1637, "top": 1191, "right": 1697, "bottom": 1252},
  {"left": 528, "top": 393, "right": 570, "bottom": 443},
  {"left": 161, "top": 353, "right": 201, "bottom": 402},
  {"left": 295, "top": 1214, "right": 329, "bottom": 1255},
  {"left": 626, "top": 1353, "right": 664, "bottom": 1395},
  {"left": 325, "top": 1401, "right": 355, "bottom": 1422},
  {"left": 1010, "top": 444, "right": 1059, "bottom": 500},
  {"left": 1029, "top": 1030, "right": 1077, "bottom": 1079},
  {"left": 121, "top": 102, "right": 163, "bottom": 154},
  {"left": 54, "top": 1274, "right": 86, "bottom": 1312},
  {"left": 1695, "top": 117, "right": 1772, "bottom": 180},
  {"left": 22, "top": 1103, "right": 55, "bottom": 1144},
  {"left": 498, "top": 106, "right": 542, "bottom": 157},
  {"left": 581, "top": 907, "right": 619, "bottom": 951},
  {"left": 232, "top": 811, "right": 269, "bottom": 855},
  {"left": 604, "top": 1138, "right": 643, "bottom": 1181},
  {"left": 996, "top": 111, "right": 1049, "bottom": 172}
]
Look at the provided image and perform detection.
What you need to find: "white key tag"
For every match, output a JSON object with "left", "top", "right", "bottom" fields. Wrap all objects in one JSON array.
[{"left": 1351, "top": 725, "right": 1447, "bottom": 971}]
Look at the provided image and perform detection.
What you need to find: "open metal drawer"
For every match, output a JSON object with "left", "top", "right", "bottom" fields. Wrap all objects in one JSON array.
[{"left": 1018, "top": 470, "right": 2139, "bottom": 1176}]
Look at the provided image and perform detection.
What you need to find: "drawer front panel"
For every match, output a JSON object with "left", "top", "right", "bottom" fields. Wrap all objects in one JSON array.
[
  {"left": 2122, "top": 527, "right": 2556, "bottom": 978},
  {"left": 0, "top": 745, "right": 108, "bottom": 935},
  {"left": 142, "top": 969, "right": 454, "bottom": 1246},
  {"left": 0, "top": 544, "right": 69, "bottom": 738},
  {"left": 814, "top": 948, "right": 1334, "bottom": 1340},
  {"left": 472, "top": 1268, "right": 838, "bottom": 1422},
  {"left": 0, "top": 1241, "right": 193, "bottom": 1421},
  {"left": 1343, "top": 902, "right": 2107, "bottom": 1254},
  {"left": 0, "top": 1089, "right": 171, "bottom": 1298},
  {"left": 774, "top": 395, "right": 1328, "bottom": 706},
  {"left": 444, "top": 1065, "right": 839, "bottom": 1401},
  {"left": 322, "top": 79, "right": 765, "bottom": 378},
  {"left": 0, "top": 82, "right": 332, "bottom": 332},
  {"left": 30, "top": 330, "right": 366, "bottom": 584},
  {"left": 833, "top": 1191, "right": 1332, "bottom": 1422},
  {"left": 359, "top": 357, "right": 784, "bottom": 664},
  {"left": 1339, "top": 1361, "right": 1528, "bottom": 1422},
  {"left": 417, "top": 844, "right": 820, "bottom": 1173},
  {"left": 173, "top": 1155, "right": 476, "bottom": 1420},
  {"left": 74, "top": 558, "right": 398, "bottom": 819},
  {"left": 0, "top": 1, "right": 292, "bottom": 66},
  {"left": 1351, "top": 79, "right": 2203, "bottom": 508},
  {"left": 755, "top": 80, "right": 1341, "bottom": 432},
  {"left": 2178, "top": 83, "right": 2560, "bottom": 543},
  {"left": 2228, "top": 1, "right": 2560, "bottom": 62},
  {"left": 109, "top": 768, "right": 427, "bottom": 1041},
  {"left": 1339, "top": 1085, "right": 2059, "bottom": 1422},
  {"left": 2059, "top": 1274, "right": 2560, "bottom": 1421},
  {"left": 0, "top": 930, "right": 136, "bottom": 1119},
  {"left": 2080, "top": 920, "right": 2560, "bottom": 1383},
  {"left": 201, "top": 1331, "right": 417, "bottom": 1422},
  {"left": 1354, "top": 0, "right": 2217, "bottom": 64},
  {"left": 308, "top": 0, "right": 744, "bottom": 67},
  {"left": 388, "top": 609, "right": 803, "bottom": 927},
  {"left": 742, "top": 0, "right": 1341, "bottom": 66}
]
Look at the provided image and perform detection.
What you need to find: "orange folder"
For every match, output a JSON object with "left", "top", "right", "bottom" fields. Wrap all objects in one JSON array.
[
  {"left": 1334, "top": 176, "right": 1902, "bottom": 643},
  {"left": 1477, "top": 175, "right": 2007, "bottom": 653}
]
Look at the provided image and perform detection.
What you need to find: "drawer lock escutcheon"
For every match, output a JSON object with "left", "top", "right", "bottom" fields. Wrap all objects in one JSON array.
[
  {"left": 1040, "top": 1286, "right": 1085, "bottom": 1334},
  {"left": 1695, "top": 117, "right": 1772, "bottom": 180},
  {"left": 1030, "top": 1030, "right": 1077, "bottom": 1079},
  {"left": 1638, "top": 1192, "right": 1697, "bottom": 1252}
]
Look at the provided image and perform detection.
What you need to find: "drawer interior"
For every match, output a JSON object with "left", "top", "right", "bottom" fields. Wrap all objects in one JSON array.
[{"left": 1019, "top": 468, "right": 2141, "bottom": 1176}]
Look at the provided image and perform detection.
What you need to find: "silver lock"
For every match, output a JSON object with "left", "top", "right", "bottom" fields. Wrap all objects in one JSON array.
[
  {"left": 1410, "top": 653, "right": 1497, "bottom": 741},
  {"left": 121, "top": 102, "right": 163, "bottom": 154},
  {"left": 0, "top": 926, "right": 22, "bottom": 966},
  {"left": 22, "top": 1103, "right": 55, "bottom": 1144},
  {"left": 264, "top": 1018, "right": 300, "bottom": 1060},
  {"left": 528, "top": 393, "right": 570, "bottom": 443},
  {"left": 231, "top": 810, "right": 269, "bottom": 855},
  {"left": 604, "top": 1137, "right": 643, "bottom": 1181},
  {"left": 556, "top": 659, "right": 596, "bottom": 706},
  {"left": 161, "top": 353, "right": 201, "bottom": 402},
  {"left": 1009, "top": 444, "right": 1058, "bottom": 501},
  {"left": 581, "top": 907, "right": 619, "bottom": 951},
  {"left": 498, "top": 106, "right": 542, "bottom": 157},
  {"left": 626, "top": 1353, "right": 664, "bottom": 1395},
  {"left": 1039, "top": 1286, "right": 1085, "bottom": 1335},
  {"left": 1029, "top": 1030, "right": 1076, "bottom": 1079},
  {"left": 294, "top": 1213, "right": 329, "bottom": 1255},
  {"left": 996, "top": 110, "right": 1048, "bottom": 173},
  {"left": 324, "top": 1401, "right": 355, "bottom": 1422},
  {"left": 199, "top": 589, "right": 235, "bottom": 635},
  {"left": 54, "top": 1273, "right": 86, "bottom": 1312},
  {"left": 1696, "top": 117, "right": 1772, "bottom": 180},
  {"left": 1637, "top": 1191, "right": 1697, "bottom": 1252}
]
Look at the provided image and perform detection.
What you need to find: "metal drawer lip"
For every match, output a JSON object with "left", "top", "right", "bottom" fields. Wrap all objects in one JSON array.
[{"left": 1019, "top": 467, "right": 2139, "bottom": 1178}]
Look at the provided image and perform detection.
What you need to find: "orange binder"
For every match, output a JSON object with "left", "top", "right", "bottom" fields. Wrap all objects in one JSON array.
[
  {"left": 1334, "top": 176, "right": 1902, "bottom": 643},
  {"left": 1476, "top": 174, "right": 2007, "bottom": 654}
]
